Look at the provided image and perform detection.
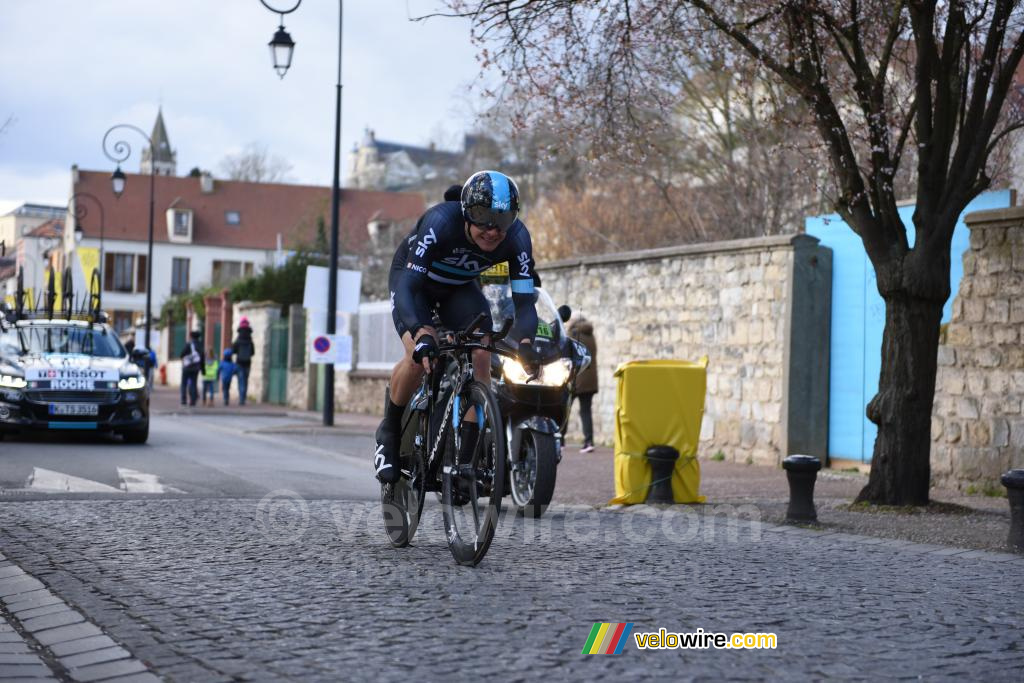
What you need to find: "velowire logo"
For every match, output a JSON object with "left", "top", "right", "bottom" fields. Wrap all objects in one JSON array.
[{"left": 581, "top": 622, "right": 634, "bottom": 655}]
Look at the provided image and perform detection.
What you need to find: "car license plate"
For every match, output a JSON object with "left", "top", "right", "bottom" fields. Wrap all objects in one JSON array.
[{"left": 49, "top": 403, "right": 99, "bottom": 416}]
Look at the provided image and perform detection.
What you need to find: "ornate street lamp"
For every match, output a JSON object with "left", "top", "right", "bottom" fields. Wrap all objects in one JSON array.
[
  {"left": 110, "top": 167, "right": 126, "bottom": 197},
  {"left": 261, "top": 0, "right": 345, "bottom": 427},
  {"left": 260, "top": 1, "right": 300, "bottom": 78},
  {"left": 102, "top": 124, "right": 156, "bottom": 352}
]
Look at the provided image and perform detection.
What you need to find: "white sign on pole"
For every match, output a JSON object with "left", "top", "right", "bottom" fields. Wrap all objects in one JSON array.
[
  {"left": 309, "top": 334, "right": 353, "bottom": 366},
  {"left": 309, "top": 311, "right": 350, "bottom": 338},
  {"left": 303, "top": 266, "right": 361, "bottom": 313},
  {"left": 333, "top": 334, "right": 352, "bottom": 367}
]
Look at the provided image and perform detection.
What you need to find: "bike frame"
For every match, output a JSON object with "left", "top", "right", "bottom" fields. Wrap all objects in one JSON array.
[{"left": 414, "top": 322, "right": 519, "bottom": 488}]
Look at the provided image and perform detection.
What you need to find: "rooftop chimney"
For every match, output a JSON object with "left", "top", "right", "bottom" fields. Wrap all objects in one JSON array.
[{"left": 200, "top": 171, "right": 214, "bottom": 194}]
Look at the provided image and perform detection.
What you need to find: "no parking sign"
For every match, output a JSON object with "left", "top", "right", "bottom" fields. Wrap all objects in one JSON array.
[{"left": 309, "top": 334, "right": 352, "bottom": 365}]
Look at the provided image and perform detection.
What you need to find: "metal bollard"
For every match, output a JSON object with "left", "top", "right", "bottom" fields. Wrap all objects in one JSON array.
[
  {"left": 645, "top": 446, "right": 679, "bottom": 504},
  {"left": 1001, "top": 469, "right": 1024, "bottom": 552},
  {"left": 783, "top": 454, "right": 822, "bottom": 523}
]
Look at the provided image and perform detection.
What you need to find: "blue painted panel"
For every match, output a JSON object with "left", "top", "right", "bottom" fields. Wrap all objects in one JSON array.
[{"left": 806, "top": 190, "right": 1012, "bottom": 462}]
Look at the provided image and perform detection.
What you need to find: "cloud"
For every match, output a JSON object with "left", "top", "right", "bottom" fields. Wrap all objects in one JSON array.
[{"left": 0, "top": 1, "right": 486, "bottom": 206}]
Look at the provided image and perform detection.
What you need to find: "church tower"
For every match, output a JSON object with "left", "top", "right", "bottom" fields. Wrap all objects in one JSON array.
[{"left": 140, "top": 107, "right": 177, "bottom": 176}]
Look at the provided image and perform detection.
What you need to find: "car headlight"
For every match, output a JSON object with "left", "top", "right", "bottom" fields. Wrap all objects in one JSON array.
[
  {"left": 0, "top": 374, "right": 26, "bottom": 389},
  {"left": 500, "top": 357, "right": 572, "bottom": 387},
  {"left": 118, "top": 375, "right": 146, "bottom": 390}
]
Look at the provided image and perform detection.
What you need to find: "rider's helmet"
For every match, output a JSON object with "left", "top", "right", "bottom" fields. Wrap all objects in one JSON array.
[{"left": 460, "top": 170, "right": 520, "bottom": 232}]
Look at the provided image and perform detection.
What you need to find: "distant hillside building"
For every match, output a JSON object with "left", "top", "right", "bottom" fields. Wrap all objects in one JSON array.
[
  {"left": 0, "top": 203, "right": 65, "bottom": 253},
  {"left": 347, "top": 129, "right": 500, "bottom": 195}
]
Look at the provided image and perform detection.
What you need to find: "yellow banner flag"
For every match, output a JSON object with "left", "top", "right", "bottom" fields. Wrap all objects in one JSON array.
[{"left": 78, "top": 247, "right": 100, "bottom": 287}]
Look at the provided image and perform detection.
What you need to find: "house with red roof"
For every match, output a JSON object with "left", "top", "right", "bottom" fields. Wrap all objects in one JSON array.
[{"left": 65, "top": 165, "right": 424, "bottom": 338}]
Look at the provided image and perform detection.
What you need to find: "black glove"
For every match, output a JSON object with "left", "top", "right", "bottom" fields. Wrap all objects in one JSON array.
[{"left": 412, "top": 334, "right": 439, "bottom": 364}]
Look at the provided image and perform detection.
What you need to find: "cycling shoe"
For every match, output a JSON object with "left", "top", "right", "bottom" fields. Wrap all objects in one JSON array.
[{"left": 374, "top": 421, "right": 400, "bottom": 484}]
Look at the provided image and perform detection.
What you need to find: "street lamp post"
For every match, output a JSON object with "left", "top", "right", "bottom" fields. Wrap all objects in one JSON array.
[
  {"left": 66, "top": 191, "right": 106, "bottom": 291},
  {"left": 262, "top": 0, "right": 343, "bottom": 427},
  {"left": 102, "top": 124, "right": 156, "bottom": 352}
]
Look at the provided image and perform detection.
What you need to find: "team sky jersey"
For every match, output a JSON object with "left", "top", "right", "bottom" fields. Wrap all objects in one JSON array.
[{"left": 392, "top": 201, "right": 539, "bottom": 342}]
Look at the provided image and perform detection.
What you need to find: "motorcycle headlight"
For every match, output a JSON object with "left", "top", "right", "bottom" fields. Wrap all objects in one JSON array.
[
  {"left": 118, "top": 375, "right": 146, "bottom": 390},
  {"left": 500, "top": 357, "right": 572, "bottom": 387},
  {"left": 0, "top": 374, "right": 26, "bottom": 389}
]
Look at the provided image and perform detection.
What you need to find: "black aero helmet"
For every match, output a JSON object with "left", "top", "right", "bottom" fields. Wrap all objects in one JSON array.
[{"left": 461, "top": 170, "right": 520, "bottom": 232}]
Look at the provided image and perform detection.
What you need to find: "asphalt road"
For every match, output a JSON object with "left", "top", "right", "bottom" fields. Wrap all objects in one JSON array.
[{"left": 0, "top": 413, "right": 379, "bottom": 501}]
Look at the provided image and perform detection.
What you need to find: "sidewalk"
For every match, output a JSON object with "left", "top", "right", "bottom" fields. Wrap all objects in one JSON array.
[
  {"left": 148, "top": 385, "right": 1017, "bottom": 554},
  {"left": 555, "top": 442, "right": 1014, "bottom": 552}
]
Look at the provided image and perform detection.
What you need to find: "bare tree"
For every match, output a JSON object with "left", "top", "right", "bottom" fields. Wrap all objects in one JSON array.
[
  {"left": 438, "top": 0, "right": 1024, "bottom": 505},
  {"left": 218, "top": 142, "right": 293, "bottom": 183}
]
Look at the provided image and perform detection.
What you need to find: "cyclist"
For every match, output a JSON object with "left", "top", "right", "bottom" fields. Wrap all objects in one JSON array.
[{"left": 374, "top": 170, "right": 540, "bottom": 483}]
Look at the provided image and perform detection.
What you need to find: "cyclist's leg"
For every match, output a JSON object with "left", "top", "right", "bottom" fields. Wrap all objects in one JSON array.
[{"left": 376, "top": 272, "right": 437, "bottom": 483}]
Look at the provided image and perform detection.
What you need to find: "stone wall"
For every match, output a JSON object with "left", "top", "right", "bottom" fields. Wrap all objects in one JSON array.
[
  {"left": 536, "top": 234, "right": 831, "bottom": 465},
  {"left": 232, "top": 302, "right": 281, "bottom": 404},
  {"left": 338, "top": 371, "right": 390, "bottom": 414},
  {"left": 932, "top": 206, "right": 1024, "bottom": 488},
  {"left": 337, "top": 235, "right": 831, "bottom": 465}
]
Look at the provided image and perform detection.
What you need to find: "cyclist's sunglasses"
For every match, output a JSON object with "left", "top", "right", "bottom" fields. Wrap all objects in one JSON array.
[
  {"left": 470, "top": 222, "right": 507, "bottom": 235},
  {"left": 465, "top": 205, "right": 515, "bottom": 233}
]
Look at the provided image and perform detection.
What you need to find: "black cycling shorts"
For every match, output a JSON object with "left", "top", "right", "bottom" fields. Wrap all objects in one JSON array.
[{"left": 388, "top": 263, "right": 493, "bottom": 338}]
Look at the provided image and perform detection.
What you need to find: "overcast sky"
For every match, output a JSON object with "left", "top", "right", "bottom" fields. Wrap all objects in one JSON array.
[{"left": 0, "top": 0, "right": 487, "bottom": 214}]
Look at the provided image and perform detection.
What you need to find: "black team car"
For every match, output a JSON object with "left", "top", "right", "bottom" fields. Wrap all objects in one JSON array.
[{"left": 0, "top": 264, "right": 150, "bottom": 443}]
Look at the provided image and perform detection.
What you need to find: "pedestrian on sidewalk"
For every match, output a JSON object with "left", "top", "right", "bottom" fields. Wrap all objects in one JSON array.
[
  {"left": 201, "top": 349, "right": 218, "bottom": 406},
  {"left": 179, "top": 330, "right": 204, "bottom": 407},
  {"left": 219, "top": 347, "right": 236, "bottom": 406},
  {"left": 569, "top": 316, "right": 598, "bottom": 452},
  {"left": 231, "top": 317, "right": 256, "bottom": 406}
]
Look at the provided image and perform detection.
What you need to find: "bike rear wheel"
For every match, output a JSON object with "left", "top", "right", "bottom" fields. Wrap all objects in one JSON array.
[
  {"left": 380, "top": 408, "right": 427, "bottom": 548},
  {"left": 441, "top": 380, "right": 506, "bottom": 566}
]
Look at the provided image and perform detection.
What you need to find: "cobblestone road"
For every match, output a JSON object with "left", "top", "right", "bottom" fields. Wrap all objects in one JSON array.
[{"left": 0, "top": 498, "right": 1021, "bottom": 681}]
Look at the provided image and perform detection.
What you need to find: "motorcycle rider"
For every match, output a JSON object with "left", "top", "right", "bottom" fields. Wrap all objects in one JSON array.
[{"left": 374, "top": 170, "right": 540, "bottom": 483}]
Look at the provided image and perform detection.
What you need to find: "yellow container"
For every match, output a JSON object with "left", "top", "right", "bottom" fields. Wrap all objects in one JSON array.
[{"left": 609, "top": 358, "right": 708, "bottom": 505}]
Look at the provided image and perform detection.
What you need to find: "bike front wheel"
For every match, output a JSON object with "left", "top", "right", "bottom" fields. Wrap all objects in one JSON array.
[
  {"left": 441, "top": 380, "right": 506, "bottom": 566},
  {"left": 380, "top": 408, "right": 427, "bottom": 548},
  {"left": 509, "top": 429, "right": 558, "bottom": 518}
]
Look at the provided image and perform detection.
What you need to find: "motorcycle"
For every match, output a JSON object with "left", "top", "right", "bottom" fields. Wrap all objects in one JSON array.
[{"left": 482, "top": 279, "right": 591, "bottom": 517}]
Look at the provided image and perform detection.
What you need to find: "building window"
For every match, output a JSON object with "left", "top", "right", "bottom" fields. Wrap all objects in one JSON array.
[
  {"left": 212, "top": 260, "right": 254, "bottom": 287},
  {"left": 225, "top": 210, "right": 241, "bottom": 225},
  {"left": 104, "top": 253, "right": 147, "bottom": 293},
  {"left": 173, "top": 211, "right": 190, "bottom": 236},
  {"left": 111, "top": 310, "right": 135, "bottom": 334},
  {"left": 171, "top": 258, "right": 190, "bottom": 294}
]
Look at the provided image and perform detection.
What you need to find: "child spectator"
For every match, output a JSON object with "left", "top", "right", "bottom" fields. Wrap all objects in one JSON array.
[
  {"left": 219, "top": 347, "right": 237, "bottom": 406},
  {"left": 201, "top": 349, "right": 219, "bottom": 406}
]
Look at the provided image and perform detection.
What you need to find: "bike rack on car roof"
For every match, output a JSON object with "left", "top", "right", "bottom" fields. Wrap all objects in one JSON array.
[{"left": 2, "top": 264, "right": 106, "bottom": 329}]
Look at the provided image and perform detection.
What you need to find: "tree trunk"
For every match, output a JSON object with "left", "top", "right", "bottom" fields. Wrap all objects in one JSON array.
[{"left": 855, "top": 289, "right": 944, "bottom": 506}]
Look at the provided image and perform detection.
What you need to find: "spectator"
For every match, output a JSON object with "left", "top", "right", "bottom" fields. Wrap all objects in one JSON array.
[
  {"left": 179, "top": 330, "right": 204, "bottom": 407},
  {"left": 231, "top": 317, "right": 256, "bottom": 406},
  {"left": 219, "top": 347, "right": 236, "bottom": 406},
  {"left": 201, "top": 349, "right": 219, "bottom": 406},
  {"left": 569, "top": 316, "right": 598, "bottom": 453}
]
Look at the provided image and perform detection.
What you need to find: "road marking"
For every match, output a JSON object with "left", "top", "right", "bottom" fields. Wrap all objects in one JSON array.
[
  {"left": 116, "top": 467, "right": 185, "bottom": 494},
  {"left": 18, "top": 467, "right": 184, "bottom": 494},
  {"left": 26, "top": 467, "right": 123, "bottom": 493}
]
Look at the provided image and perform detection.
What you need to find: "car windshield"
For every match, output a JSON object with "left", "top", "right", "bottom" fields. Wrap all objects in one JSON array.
[{"left": 7, "top": 325, "right": 126, "bottom": 358}]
